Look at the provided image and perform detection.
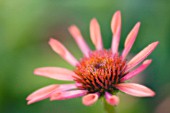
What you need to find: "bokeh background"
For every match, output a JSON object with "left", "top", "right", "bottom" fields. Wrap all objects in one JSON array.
[{"left": 1, "top": 0, "right": 170, "bottom": 113}]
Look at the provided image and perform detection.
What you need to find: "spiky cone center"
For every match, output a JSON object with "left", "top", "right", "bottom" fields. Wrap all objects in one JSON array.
[{"left": 74, "top": 50, "right": 127, "bottom": 96}]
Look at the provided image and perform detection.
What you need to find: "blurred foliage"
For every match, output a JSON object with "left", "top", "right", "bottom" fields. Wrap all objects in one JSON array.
[{"left": 0, "top": 0, "right": 170, "bottom": 113}]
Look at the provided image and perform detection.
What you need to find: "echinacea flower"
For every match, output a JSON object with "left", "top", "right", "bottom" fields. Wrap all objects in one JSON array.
[{"left": 26, "top": 11, "right": 158, "bottom": 106}]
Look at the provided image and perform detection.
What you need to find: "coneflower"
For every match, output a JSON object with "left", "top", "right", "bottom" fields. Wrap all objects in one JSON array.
[{"left": 26, "top": 11, "right": 158, "bottom": 107}]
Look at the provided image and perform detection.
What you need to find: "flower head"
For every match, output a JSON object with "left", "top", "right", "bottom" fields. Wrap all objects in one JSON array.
[{"left": 26, "top": 11, "right": 158, "bottom": 106}]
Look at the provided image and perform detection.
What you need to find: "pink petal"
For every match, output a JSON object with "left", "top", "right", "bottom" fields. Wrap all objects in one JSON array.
[
  {"left": 115, "top": 83, "right": 155, "bottom": 97},
  {"left": 111, "top": 10, "right": 121, "bottom": 55},
  {"left": 68, "top": 25, "right": 91, "bottom": 57},
  {"left": 82, "top": 93, "right": 99, "bottom": 106},
  {"left": 50, "top": 90, "right": 87, "bottom": 100},
  {"left": 122, "top": 22, "right": 141, "bottom": 60},
  {"left": 49, "top": 38, "right": 79, "bottom": 66},
  {"left": 121, "top": 59, "right": 152, "bottom": 82},
  {"left": 27, "top": 97, "right": 44, "bottom": 105},
  {"left": 26, "top": 84, "right": 58, "bottom": 104},
  {"left": 27, "top": 84, "right": 77, "bottom": 104},
  {"left": 34, "top": 67, "right": 78, "bottom": 81},
  {"left": 105, "top": 92, "right": 119, "bottom": 106},
  {"left": 90, "top": 18, "right": 103, "bottom": 50},
  {"left": 111, "top": 11, "right": 121, "bottom": 37},
  {"left": 127, "top": 41, "right": 159, "bottom": 71}
]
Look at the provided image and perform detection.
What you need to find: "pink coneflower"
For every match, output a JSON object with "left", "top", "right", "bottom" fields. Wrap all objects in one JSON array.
[{"left": 26, "top": 11, "right": 158, "bottom": 106}]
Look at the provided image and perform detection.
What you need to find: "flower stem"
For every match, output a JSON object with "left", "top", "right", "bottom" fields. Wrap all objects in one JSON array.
[{"left": 102, "top": 98, "right": 117, "bottom": 113}]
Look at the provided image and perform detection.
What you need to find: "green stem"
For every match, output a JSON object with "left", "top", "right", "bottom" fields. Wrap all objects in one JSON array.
[{"left": 102, "top": 98, "right": 117, "bottom": 113}]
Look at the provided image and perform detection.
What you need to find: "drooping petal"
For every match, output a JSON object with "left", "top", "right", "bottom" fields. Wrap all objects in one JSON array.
[
  {"left": 49, "top": 38, "right": 79, "bottom": 66},
  {"left": 27, "top": 97, "right": 45, "bottom": 105},
  {"left": 127, "top": 41, "right": 159, "bottom": 70},
  {"left": 115, "top": 83, "right": 155, "bottom": 97},
  {"left": 105, "top": 92, "right": 119, "bottom": 106},
  {"left": 82, "top": 93, "right": 99, "bottom": 106},
  {"left": 26, "top": 84, "right": 58, "bottom": 104},
  {"left": 121, "top": 59, "right": 152, "bottom": 82},
  {"left": 27, "top": 84, "right": 77, "bottom": 105},
  {"left": 50, "top": 90, "right": 87, "bottom": 100},
  {"left": 122, "top": 22, "right": 141, "bottom": 60},
  {"left": 90, "top": 18, "right": 103, "bottom": 50},
  {"left": 111, "top": 11, "right": 121, "bottom": 55},
  {"left": 68, "top": 25, "right": 91, "bottom": 57},
  {"left": 34, "top": 67, "right": 78, "bottom": 81}
]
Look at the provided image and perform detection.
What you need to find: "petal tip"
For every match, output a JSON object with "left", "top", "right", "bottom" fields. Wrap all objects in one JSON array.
[
  {"left": 33, "top": 68, "right": 47, "bottom": 76},
  {"left": 33, "top": 68, "right": 40, "bottom": 75},
  {"left": 48, "top": 38, "right": 55, "bottom": 44},
  {"left": 68, "top": 25, "right": 76, "bottom": 32},
  {"left": 152, "top": 41, "right": 159, "bottom": 47},
  {"left": 91, "top": 18, "right": 97, "bottom": 23},
  {"left": 105, "top": 92, "right": 119, "bottom": 106},
  {"left": 155, "top": 41, "right": 159, "bottom": 45},
  {"left": 136, "top": 22, "right": 141, "bottom": 26},
  {"left": 150, "top": 41, "right": 159, "bottom": 51},
  {"left": 108, "top": 96, "right": 119, "bottom": 106},
  {"left": 113, "top": 10, "right": 121, "bottom": 21},
  {"left": 27, "top": 101, "right": 31, "bottom": 105},
  {"left": 115, "top": 10, "right": 121, "bottom": 16},
  {"left": 90, "top": 18, "right": 98, "bottom": 27},
  {"left": 68, "top": 25, "right": 81, "bottom": 38},
  {"left": 143, "top": 59, "right": 152, "bottom": 64},
  {"left": 26, "top": 97, "right": 30, "bottom": 101},
  {"left": 27, "top": 100, "right": 35, "bottom": 105},
  {"left": 82, "top": 94, "right": 98, "bottom": 106},
  {"left": 135, "top": 22, "right": 141, "bottom": 31},
  {"left": 149, "top": 90, "right": 156, "bottom": 97},
  {"left": 68, "top": 25, "right": 75, "bottom": 29}
]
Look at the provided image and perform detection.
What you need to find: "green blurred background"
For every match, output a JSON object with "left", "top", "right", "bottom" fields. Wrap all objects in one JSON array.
[{"left": 1, "top": 0, "right": 170, "bottom": 113}]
